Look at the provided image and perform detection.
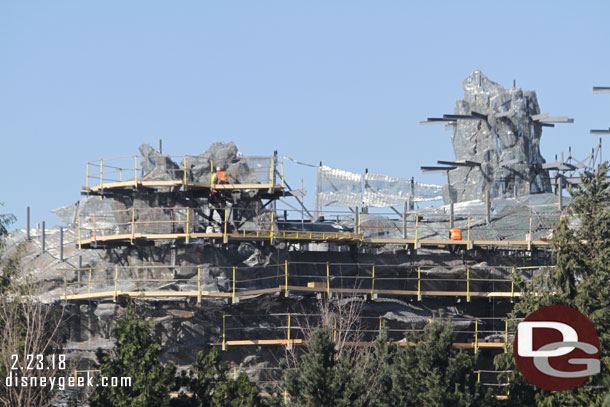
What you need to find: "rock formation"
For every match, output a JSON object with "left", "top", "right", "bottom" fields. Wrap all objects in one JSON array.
[{"left": 445, "top": 70, "right": 552, "bottom": 203}]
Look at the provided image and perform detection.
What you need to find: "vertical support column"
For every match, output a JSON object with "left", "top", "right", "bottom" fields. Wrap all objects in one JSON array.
[
  {"left": 326, "top": 262, "right": 330, "bottom": 295},
  {"left": 467, "top": 214, "right": 471, "bottom": 250},
  {"left": 222, "top": 314, "right": 226, "bottom": 351},
  {"left": 185, "top": 208, "right": 190, "bottom": 244},
  {"left": 159, "top": 139, "right": 162, "bottom": 154},
  {"left": 474, "top": 319, "right": 478, "bottom": 354},
  {"left": 63, "top": 269, "right": 67, "bottom": 298},
  {"left": 269, "top": 211, "right": 274, "bottom": 244},
  {"left": 466, "top": 267, "right": 470, "bottom": 303},
  {"left": 409, "top": 177, "right": 415, "bottom": 210},
  {"left": 59, "top": 227, "right": 64, "bottom": 262},
  {"left": 414, "top": 213, "right": 419, "bottom": 249},
  {"left": 527, "top": 215, "right": 532, "bottom": 250},
  {"left": 232, "top": 266, "right": 237, "bottom": 304},
  {"left": 477, "top": 371, "right": 481, "bottom": 383},
  {"left": 286, "top": 313, "right": 292, "bottom": 350},
  {"left": 183, "top": 155, "right": 188, "bottom": 185},
  {"left": 41, "top": 221, "right": 45, "bottom": 254},
  {"left": 197, "top": 266, "right": 201, "bottom": 305},
  {"left": 92, "top": 212, "right": 96, "bottom": 242},
  {"left": 270, "top": 155, "right": 275, "bottom": 187},
  {"left": 370, "top": 265, "right": 375, "bottom": 300},
  {"left": 88, "top": 268, "right": 92, "bottom": 294},
  {"left": 485, "top": 189, "right": 491, "bottom": 225},
  {"left": 99, "top": 159, "right": 104, "bottom": 200},
  {"left": 417, "top": 266, "right": 421, "bottom": 301},
  {"left": 510, "top": 266, "right": 515, "bottom": 303},
  {"left": 314, "top": 163, "right": 321, "bottom": 221},
  {"left": 131, "top": 207, "right": 135, "bottom": 244},
  {"left": 78, "top": 216, "right": 82, "bottom": 250},
  {"left": 378, "top": 316, "right": 382, "bottom": 334},
  {"left": 402, "top": 202, "right": 407, "bottom": 239},
  {"left": 223, "top": 208, "right": 228, "bottom": 244},
  {"left": 284, "top": 260, "right": 289, "bottom": 297},
  {"left": 113, "top": 265, "right": 118, "bottom": 303},
  {"left": 26, "top": 206, "right": 30, "bottom": 241},
  {"left": 558, "top": 176, "right": 563, "bottom": 212},
  {"left": 86, "top": 162, "right": 90, "bottom": 189},
  {"left": 354, "top": 208, "right": 360, "bottom": 235},
  {"left": 210, "top": 159, "right": 214, "bottom": 186},
  {"left": 134, "top": 155, "right": 138, "bottom": 187},
  {"left": 504, "top": 319, "right": 508, "bottom": 353}
]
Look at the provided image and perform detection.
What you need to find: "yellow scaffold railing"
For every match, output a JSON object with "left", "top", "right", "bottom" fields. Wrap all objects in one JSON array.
[{"left": 60, "top": 262, "right": 549, "bottom": 302}]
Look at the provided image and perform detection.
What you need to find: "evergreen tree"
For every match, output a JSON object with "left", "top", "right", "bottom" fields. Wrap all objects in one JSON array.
[
  {"left": 496, "top": 163, "right": 610, "bottom": 406},
  {"left": 353, "top": 326, "right": 399, "bottom": 407},
  {"left": 180, "top": 346, "right": 268, "bottom": 407},
  {"left": 389, "top": 319, "right": 488, "bottom": 407},
  {"left": 281, "top": 320, "right": 485, "bottom": 407},
  {"left": 90, "top": 300, "right": 176, "bottom": 407},
  {"left": 283, "top": 326, "right": 359, "bottom": 406}
]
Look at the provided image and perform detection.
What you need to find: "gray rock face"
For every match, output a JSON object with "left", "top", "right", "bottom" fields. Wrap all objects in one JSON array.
[
  {"left": 139, "top": 144, "right": 182, "bottom": 181},
  {"left": 448, "top": 70, "right": 552, "bottom": 203}
]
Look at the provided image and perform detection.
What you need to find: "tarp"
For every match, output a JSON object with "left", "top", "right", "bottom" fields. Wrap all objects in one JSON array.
[
  {"left": 316, "top": 167, "right": 443, "bottom": 208},
  {"left": 317, "top": 166, "right": 363, "bottom": 207}
]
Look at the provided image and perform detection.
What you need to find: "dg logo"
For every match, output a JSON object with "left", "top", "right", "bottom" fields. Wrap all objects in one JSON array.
[{"left": 514, "top": 305, "right": 600, "bottom": 391}]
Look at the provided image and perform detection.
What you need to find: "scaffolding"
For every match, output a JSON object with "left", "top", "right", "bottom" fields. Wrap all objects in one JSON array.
[
  {"left": 214, "top": 313, "right": 513, "bottom": 354},
  {"left": 83, "top": 154, "right": 284, "bottom": 194},
  {"left": 65, "top": 147, "right": 559, "bottom": 397},
  {"left": 76, "top": 206, "right": 555, "bottom": 250},
  {"left": 60, "top": 262, "right": 544, "bottom": 303}
]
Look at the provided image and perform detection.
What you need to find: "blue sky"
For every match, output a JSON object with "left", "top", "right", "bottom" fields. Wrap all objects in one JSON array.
[{"left": 1, "top": 1, "right": 609, "bottom": 229}]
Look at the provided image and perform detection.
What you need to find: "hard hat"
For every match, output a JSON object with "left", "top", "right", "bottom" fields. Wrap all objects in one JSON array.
[{"left": 217, "top": 166, "right": 221, "bottom": 171}]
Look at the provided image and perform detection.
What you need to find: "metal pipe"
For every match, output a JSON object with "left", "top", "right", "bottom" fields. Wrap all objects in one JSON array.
[
  {"left": 402, "top": 202, "right": 407, "bottom": 239},
  {"left": 78, "top": 256, "right": 82, "bottom": 285},
  {"left": 485, "top": 190, "right": 491, "bottom": 225},
  {"left": 558, "top": 176, "right": 563, "bottom": 212},
  {"left": 26, "top": 206, "right": 30, "bottom": 241}
]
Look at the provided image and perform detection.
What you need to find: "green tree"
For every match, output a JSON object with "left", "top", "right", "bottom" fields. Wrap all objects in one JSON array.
[
  {"left": 283, "top": 326, "right": 359, "bottom": 407},
  {"left": 281, "top": 320, "right": 486, "bottom": 407},
  {"left": 174, "top": 346, "right": 270, "bottom": 407},
  {"left": 90, "top": 300, "right": 176, "bottom": 407},
  {"left": 389, "top": 319, "right": 488, "bottom": 407},
  {"left": 496, "top": 163, "right": 610, "bottom": 406}
]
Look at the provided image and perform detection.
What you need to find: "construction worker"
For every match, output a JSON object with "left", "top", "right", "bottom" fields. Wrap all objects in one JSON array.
[
  {"left": 449, "top": 227, "right": 462, "bottom": 253},
  {"left": 450, "top": 228, "right": 462, "bottom": 241},
  {"left": 212, "top": 166, "right": 229, "bottom": 187},
  {"left": 209, "top": 166, "right": 229, "bottom": 230}
]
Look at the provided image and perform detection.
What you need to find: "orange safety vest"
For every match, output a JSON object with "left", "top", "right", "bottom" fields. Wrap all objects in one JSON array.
[
  {"left": 216, "top": 170, "right": 228, "bottom": 183},
  {"left": 450, "top": 228, "right": 462, "bottom": 241}
]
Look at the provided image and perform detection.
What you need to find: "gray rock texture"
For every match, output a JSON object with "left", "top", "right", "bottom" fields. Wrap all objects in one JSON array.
[{"left": 447, "top": 70, "right": 552, "bottom": 203}]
